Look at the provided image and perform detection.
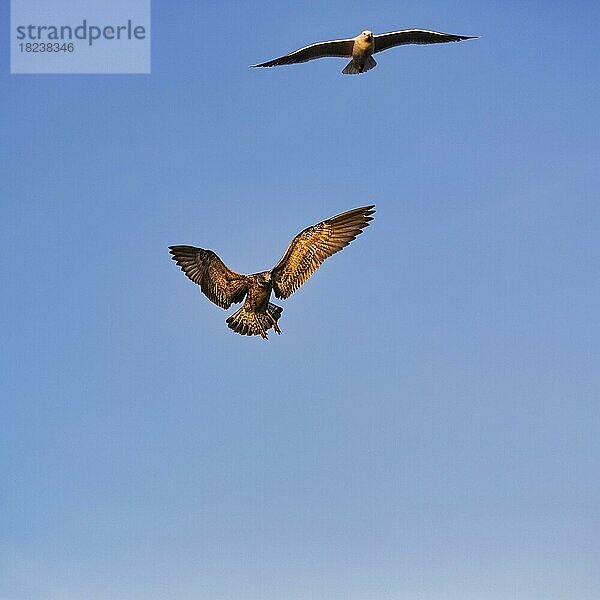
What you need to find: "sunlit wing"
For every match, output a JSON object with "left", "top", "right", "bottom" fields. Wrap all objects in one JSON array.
[{"left": 271, "top": 205, "right": 375, "bottom": 299}]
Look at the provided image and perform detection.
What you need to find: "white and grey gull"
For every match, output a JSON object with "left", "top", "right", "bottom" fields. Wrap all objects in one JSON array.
[{"left": 251, "top": 28, "right": 478, "bottom": 75}]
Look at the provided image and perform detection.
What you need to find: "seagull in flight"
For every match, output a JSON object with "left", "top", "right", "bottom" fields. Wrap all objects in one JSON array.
[
  {"left": 252, "top": 28, "right": 478, "bottom": 74},
  {"left": 169, "top": 206, "right": 375, "bottom": 339}
]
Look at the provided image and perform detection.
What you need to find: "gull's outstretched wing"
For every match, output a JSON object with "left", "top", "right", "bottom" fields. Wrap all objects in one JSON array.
[
  {"left": 271, "top": 206, "right": 375, "bottom": 300},
  {"left": 169, "top": 246, "right": 249, "bottom": 309},
  {"left": 251, "top": 38, "right": 354, "bottom": 67},
  {"left": 374, "top": 29, "right": 477, "bottom": 54}
]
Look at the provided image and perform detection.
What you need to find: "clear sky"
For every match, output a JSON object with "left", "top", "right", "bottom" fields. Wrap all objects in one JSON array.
[{"left": 2, "top": 1, "right": 599, "bottom": 599}]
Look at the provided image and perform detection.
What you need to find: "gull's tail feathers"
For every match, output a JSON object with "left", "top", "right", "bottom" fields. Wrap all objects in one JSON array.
[
  {"left": 342, "top": 56, "right": 377, "bottom": 75},
  {"left": 226, "top": 303, "right": 283, "bottom": 339}
]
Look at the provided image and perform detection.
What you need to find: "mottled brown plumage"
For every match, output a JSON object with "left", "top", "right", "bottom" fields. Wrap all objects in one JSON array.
[
  {"left": 169, "top": 205, "right": 375, "bottom": 339},
  {"left": 251, "top": 29, "right": 478, "bottom": 75}
]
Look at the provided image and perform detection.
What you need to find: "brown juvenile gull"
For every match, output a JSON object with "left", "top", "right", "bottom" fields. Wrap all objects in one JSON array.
[
  {"left": 251, "top": 29, "right": 478, "bottom": 75},
  {"left": 169, "top": 206, "right": 375, "bottom": 339}
]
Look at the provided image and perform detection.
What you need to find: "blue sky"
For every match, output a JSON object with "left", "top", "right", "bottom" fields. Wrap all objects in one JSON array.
[{"left": 1, "top": 1, "right": 599, "bottom": 598}]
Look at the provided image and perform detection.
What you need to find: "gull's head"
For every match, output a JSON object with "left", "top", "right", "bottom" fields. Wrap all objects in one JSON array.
[{"left": 361, "top": 30, "right": 373, "bottom": 41}]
